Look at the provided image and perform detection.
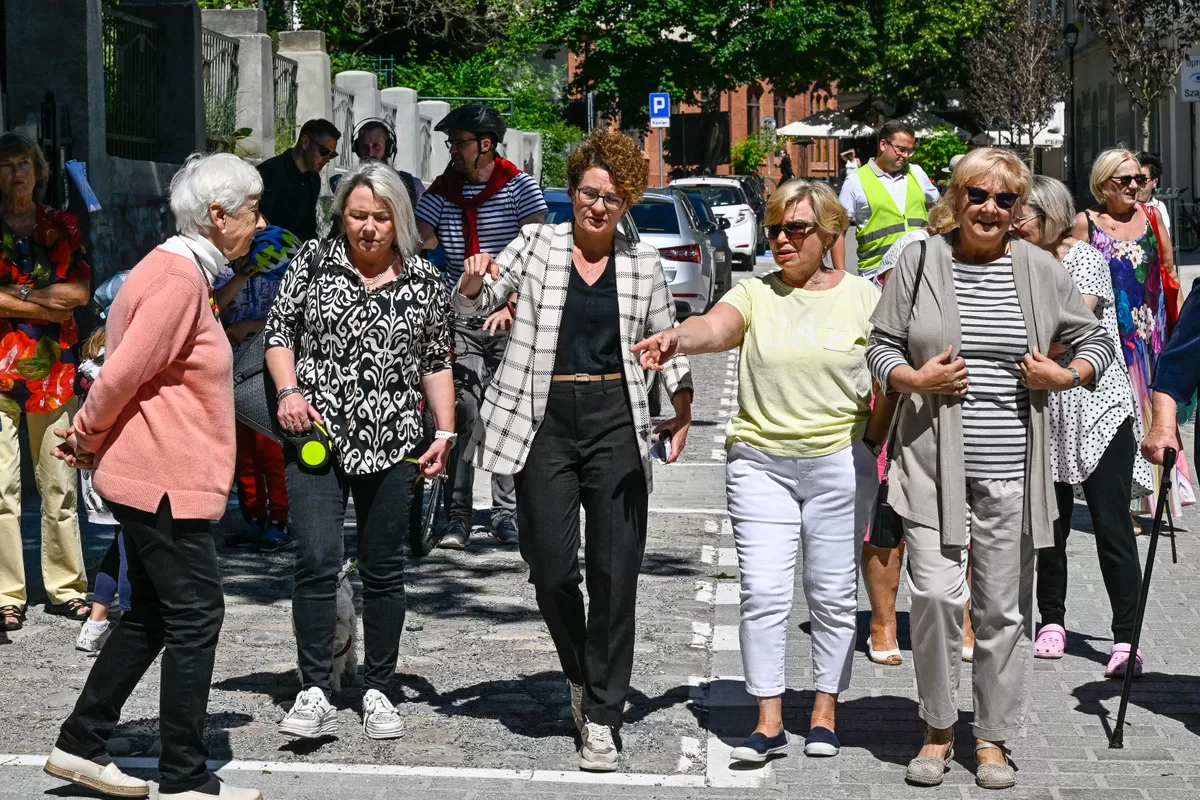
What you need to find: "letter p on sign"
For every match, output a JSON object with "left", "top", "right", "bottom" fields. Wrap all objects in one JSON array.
[{"left": 650, "top": 92, "right": 670, "bottom": 128}]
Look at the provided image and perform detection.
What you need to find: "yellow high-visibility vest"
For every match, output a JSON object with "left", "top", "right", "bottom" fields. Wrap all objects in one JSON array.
[{"left": 856, "top": 168, "right": 929, "bottom": 272}]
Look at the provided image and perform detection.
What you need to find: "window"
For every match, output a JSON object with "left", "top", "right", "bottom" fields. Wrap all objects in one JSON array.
[
  {"left": 747, "top": 87, "right": 762, "bottom": 136},
  {"left": 774, "top": 94, "right": 787, "bottom": 126},
  {"left": 629, "top": 200, "right": 681, "bottom": 234}
]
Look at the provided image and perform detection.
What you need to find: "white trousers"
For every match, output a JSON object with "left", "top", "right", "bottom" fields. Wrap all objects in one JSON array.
[{"left": 726, "top": 441, "right": 877, "bottom": 696}]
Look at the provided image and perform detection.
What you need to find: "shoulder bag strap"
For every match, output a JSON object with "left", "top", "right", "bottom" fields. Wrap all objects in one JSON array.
[{"left": 881, "top": 239, "right": 927, "bottom": 471}]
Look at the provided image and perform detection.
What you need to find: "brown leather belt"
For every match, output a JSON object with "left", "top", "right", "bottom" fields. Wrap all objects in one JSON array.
[{"left": 551, "top": 372, "right": 623, "bottom": 383}]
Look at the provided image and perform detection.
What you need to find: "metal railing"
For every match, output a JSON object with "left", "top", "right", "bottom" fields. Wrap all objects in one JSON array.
[
  {"left": 381, "top": 101, "right": 398, "bottom": 133},
  {"left": 202, "top": 27, "right": 240, "bottom": 152},
  {"left": 273, "top": 53, "right": 299, "bottom": 155},
  {"left": 418, "top": 116, "right": 432, "bottom": 181},
  {"left": 332, "top": 86, "right": 355, "bottom": 168},
  {"left": 365, "top": 55, "right": 396, "bottom": 89},
  {"left": 102, "top": 5, "right": 164, "bottom": 160},
  {"left": 420, "top": 96, "right": 515, "bottom": 122}
]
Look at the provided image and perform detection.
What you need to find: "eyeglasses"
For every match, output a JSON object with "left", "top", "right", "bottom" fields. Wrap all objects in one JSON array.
[
  {"left": 445, "top": 137, "right": 479, "bottom": 150},
  {"left": 575, "top": 187, "right": 625, "bottom": 211},
  {"left": 883, "top": 140, "right": 914, "bottom": 157},
  {"left": 315, "top": 143, "right": 337, "bottom": 159},
  {"left": 767, "top": 221, "right": 817, "bottom": 239},
  {"left": 964, "top": 186, "right": 1020, "bottom": 210},
  {"left": 1012, "top": 210, "right": 1041, "bottom": 226},
  {"left": 1110, "top": 174, "right": 1150, "bottom": 187}
]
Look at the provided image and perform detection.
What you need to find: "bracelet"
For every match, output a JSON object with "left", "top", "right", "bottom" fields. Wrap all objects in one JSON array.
[{"left": 276, "top": 386, "right": 303, "bottom": 402}]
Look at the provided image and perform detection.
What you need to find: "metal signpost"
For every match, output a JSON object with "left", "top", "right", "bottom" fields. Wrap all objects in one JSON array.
[
  {"left": 650, "top": 92, "right": 670, "bottom": 187},
  {"left": 762, "top": 116, "right": 776, "bottom": 191}
]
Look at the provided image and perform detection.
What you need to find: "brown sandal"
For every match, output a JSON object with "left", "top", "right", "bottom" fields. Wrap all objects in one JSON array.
[
  {"left": 45, "top": 598, "right": 91, "bottom": 621},
  {"left": 1, "top": 604, "right": 26, "bottom": 631}
]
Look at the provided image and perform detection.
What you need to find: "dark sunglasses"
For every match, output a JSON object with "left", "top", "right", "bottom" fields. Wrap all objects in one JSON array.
[
  {"left": 315, "top": 143, "right": 338, "bottom": 159},
  {"left": 964, "top": 186, "right": 1019, "bottom": 210},
  {"left": 767, "top": 221, "right": 816, "bottom": 239},
  {"left": 1110, "top": 174, "right": 1150, "bottom": 187}
]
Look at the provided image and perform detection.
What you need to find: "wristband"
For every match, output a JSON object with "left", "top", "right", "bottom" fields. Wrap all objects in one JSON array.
[
  {"left": 434, "top": 430, "right": 458, "bottom": 444},
  {"left": 276, "top": 386, "right": 303, "bottom": 402}
]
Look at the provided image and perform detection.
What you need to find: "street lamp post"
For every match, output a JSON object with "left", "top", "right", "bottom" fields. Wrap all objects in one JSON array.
[{"left": 1064, "top": 22, "right": 1080, "bottom": 196}]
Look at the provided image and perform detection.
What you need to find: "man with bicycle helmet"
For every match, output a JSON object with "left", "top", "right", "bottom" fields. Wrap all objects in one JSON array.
[{"left": 416, "top": 104, "right": 546, "bottom": 550}]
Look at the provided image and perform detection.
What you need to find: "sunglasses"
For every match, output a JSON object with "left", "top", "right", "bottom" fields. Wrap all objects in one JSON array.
[
  {"left": 767, "top": 221, "right": 817, "bottom": 239},
  {"left": 315, "top": 143, "right": 337, "bottom": 159},
  {"left": 964, "top": 186, "right": 1019, "bottom": 210},
  {"left": 1110, "top": 174, "right": 1150, "bottom": 187}
]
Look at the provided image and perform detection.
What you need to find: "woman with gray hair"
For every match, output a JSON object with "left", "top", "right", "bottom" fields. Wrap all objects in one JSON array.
[
  {"left": 1012, "top": 176, "right": 1153, "bottom": 674},
  {"left": 266, "top": 161, "right": 454, "bottom": 741},
  {"left": 45, "top": 152, "right": 265, "bottom": 800}
]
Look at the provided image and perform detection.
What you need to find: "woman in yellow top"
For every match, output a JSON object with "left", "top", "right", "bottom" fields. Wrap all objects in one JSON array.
[{"left": 634, "top": 180, "right": 890, "bottom": 762}]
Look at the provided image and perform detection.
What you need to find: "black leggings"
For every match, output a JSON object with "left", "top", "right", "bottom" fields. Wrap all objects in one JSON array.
[{"left": 1037, "top": 419, "right": 1142, "bottom": 643}]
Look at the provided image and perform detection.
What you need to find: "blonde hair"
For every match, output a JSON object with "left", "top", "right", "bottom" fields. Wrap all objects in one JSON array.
[
  {"left": 1089, "top": 148, "right": 1139, "bottom": 204},
  {"left": 80, "top": 327, "right": 106, "bottom": 361},
  {"left": 765, "top": 179, "right": 849, "bottom": 240},
  {"left": 927, "top": 147, "right": 1031, "bottom": 234},
  {"left": 332, "top": 160, "right": 422, "bottom": 260}
]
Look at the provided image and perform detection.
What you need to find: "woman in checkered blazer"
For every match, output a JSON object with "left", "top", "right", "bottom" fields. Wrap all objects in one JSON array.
[{"left": 454, "top": 129, "right": 694, "bottom": 773}]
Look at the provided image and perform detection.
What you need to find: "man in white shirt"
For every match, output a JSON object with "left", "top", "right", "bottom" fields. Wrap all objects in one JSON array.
[
  {"left": 1137, "top": 151, "right": 1172, "bottom": 235},
  {"left": 832, "top": 120, "right": 940, "bottom": 277}
]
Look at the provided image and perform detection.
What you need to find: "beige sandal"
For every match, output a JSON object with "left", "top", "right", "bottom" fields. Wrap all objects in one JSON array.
[
  {"left": 974, "top": 740, "right": 1016, "bottom": 790},
  {"left": 905, "top": 727, "right": 954, "bottom": 786}
]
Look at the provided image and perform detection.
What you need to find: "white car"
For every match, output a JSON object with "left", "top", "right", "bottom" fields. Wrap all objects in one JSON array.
[{"left": 669, "top": 177, "right": 759, "bottom": 269}]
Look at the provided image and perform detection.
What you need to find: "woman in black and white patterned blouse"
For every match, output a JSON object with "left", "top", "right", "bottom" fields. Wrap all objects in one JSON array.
[{"left": 264, "top": 161, "right": 455, "bottom": 743}]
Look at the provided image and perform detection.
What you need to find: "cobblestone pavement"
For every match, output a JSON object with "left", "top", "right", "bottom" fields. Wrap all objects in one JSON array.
[{"left": 3, "top": 254, "right": 1199, "bottom": 798}]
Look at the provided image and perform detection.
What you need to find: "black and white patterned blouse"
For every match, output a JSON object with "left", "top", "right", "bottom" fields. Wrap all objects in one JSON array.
[{"left": 264, "top": 236, "right": 452, "bottom": 475}]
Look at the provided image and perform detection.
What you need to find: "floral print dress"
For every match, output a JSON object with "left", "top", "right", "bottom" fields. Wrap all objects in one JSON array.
[
  {"left": 0, "top": 207, "right": 91, "bottom": 416},
  {"left": 1087, "top": 210, "right": 1195, "bottom": 513}
]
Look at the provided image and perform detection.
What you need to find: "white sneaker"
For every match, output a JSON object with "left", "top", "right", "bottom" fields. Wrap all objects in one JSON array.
[
  {"left": 76, "top": 619, "right": 112, "bottom": 653},
  {"left": 567, "top": 681, "right": 585, "bottom": 734},
  {"left": 362, "top": 688, "right": 403, "bottom": 739},
  {"left": 160, "top": 781, "right": 263, "bottom": 799},
  {"left": 278, "top": 687, "right": 338, "bottom": 739},
  {"left": 43, "top": 747, "right": 149, "bottom": 797},
  {"left": 579, "top": 721, "right": 619, "bottom": 772}
]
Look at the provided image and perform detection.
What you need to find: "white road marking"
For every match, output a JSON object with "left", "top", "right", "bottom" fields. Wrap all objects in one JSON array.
[
  {"left": 715, "top": 582, "right": 740, "bottom": 605},
  {"left": 691, "top": 621, "right": 713, "bottom": 648},
  {"left": 721, "top": 518, "right": 733, "bottom": 536},
  {"left": 720, "top": 397, "right": 732, "bottom": 406},
  {"left": 710, "top": 448, "right": 725, "bottom": 460},
  {"left": 648, "top": 507, "right": 728, "bottom": 515},
  {"left": 711, "top": 624, "right": 740, "bottom": 650},
  {"left": 704, "top": 518, "right": 718, "bottom": 534},
  {"left": 705, "top": 736, "right": 770, "bottom": 788},
  {"left": 718, "top": 547, "right": 737, "bottom": 566},
  {"left": 700, "top": 545, "right": 716, "bottom": 564},
  {"left": 712, "top": 435, "right": 724, "bottom": 443},
  {"left": 693, "top": 581, "right": 715, "bottom": 604}
]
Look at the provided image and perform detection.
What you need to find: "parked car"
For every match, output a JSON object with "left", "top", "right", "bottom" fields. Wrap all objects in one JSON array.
[
  {"left": 678, "top": 189, "right": 733, "bottom": 298},
  {"left": 730, "top": 173, "right": 766, "bottom": 222},
  {"left": 669, "top": 177, "right": 759, "bottom": 270},
  {"left": 630, "top": 189, "right": 717, "bottom": 318},
  {"left": 541, "top": 187, "right": 639, "bottom": 241}
]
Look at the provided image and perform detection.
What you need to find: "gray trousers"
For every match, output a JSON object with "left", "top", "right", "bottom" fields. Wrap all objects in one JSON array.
[
  {"left": 904, "top": 477, "right": 1034, "bottom": 741},
  {"left": 447, "top": 320, "right": 516, "bottom": 521}
]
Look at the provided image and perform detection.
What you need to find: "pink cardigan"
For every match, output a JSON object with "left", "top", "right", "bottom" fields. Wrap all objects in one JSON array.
[{"left": 75, "top": 247, "right": 235, "bottom": 520}]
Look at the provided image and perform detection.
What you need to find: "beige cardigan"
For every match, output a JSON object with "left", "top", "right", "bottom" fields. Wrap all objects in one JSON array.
[{"left": 867, "top": 233, "right": 1116, "bottom": 549}]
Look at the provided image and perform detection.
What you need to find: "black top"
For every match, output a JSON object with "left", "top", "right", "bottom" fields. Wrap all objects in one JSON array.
[
  {"left": 552, "top": 257, "right": 623, "bottom": 375},
  {"left": 258, "top": 151, "right": 321, "bottom": 242}
]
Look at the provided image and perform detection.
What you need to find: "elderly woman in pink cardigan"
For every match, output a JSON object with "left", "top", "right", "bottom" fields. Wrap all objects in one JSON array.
[{"left": 43, "top": 154, "right": 265, "bottom": 800}]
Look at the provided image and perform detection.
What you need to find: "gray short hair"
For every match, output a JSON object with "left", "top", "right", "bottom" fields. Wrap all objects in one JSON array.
[
  {"left": 1026, "top": 175, "right": 1076, "bottom": 243},
  {"left": 169, "top": 152, "right": 263, "bottom": 238},
  {"left": 331, "top": 162, "right": 422, "bottom": 260}
]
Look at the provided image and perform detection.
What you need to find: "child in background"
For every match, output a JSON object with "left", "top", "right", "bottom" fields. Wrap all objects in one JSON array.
[
  {"left": 217, "top": 226, "right": 300, "bottom": 551},
  {"left": 76, "top": 272, "right": 130, "bottom": 653}
]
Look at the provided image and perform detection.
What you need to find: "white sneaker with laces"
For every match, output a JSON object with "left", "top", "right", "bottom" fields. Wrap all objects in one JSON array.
[
  {"left": 76, "top": 619, "right": 112, "bottom": 653},
  {"left": 362, "top": 688, "right": 404, "bottom": 739},
  {"left": 567, "top": 681, "right": 584, "bottom": 734},
  {"left": 579, "top": 721, "right": 619, "bottom": 772},
  {"left": 278, "top": 687, "right": 338, "bottom": 739}
]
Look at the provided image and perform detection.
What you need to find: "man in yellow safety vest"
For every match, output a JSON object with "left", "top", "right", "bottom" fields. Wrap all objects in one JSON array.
[{"left": 832, "top": 120, "right": 940, "bottom": 280}]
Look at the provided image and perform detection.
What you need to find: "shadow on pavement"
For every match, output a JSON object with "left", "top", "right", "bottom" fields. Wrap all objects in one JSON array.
[{"left": 1072, "top": 671, "right": 1200, "bottom": 742}]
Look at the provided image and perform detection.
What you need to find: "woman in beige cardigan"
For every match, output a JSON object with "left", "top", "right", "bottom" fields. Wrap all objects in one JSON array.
[{"left": 866, "top": 148, "right": 1115, "bottom": 790}]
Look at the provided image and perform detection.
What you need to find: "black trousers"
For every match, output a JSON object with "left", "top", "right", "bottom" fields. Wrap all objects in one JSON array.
[
  {"left": 286, "top": 454, "right": 415, "bottom": 693},
  {"left": 515, "top": 380, "right": 648, "bottom": 729},
  {"left": 57, "top": 497, "right": 225, "bottom": 794},
  {"left": 1037, "top": 418, "right": 1142, "bottom": 643}
]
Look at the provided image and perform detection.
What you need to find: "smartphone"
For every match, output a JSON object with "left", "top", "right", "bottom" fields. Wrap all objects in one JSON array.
[{"left": 649, "top": 431, "right": 672, "bottom": 464}]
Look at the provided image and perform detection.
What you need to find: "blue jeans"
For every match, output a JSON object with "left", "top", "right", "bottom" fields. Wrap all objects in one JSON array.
[{"left": 92, "top": 530, "right": 130, "bottom": 613}]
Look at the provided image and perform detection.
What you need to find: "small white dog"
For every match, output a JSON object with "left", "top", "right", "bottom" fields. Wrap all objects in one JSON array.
[{"left": 293, "top": 559, "right": 358, "bottom": 693}]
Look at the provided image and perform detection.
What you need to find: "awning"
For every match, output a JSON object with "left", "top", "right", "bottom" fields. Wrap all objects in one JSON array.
[
  {"left": 972, "top": 129, "right": 1065, "bottom": 148},
  {"left": 894, "top": 110, "right": 969, "bottom": 140},
  {"left": 776, "top": 109, "right": 873, "bottom": 139}
]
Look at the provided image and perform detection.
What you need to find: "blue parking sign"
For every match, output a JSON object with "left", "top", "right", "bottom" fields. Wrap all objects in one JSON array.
[{"left": 649, "top": 92, "right": 670, "bottom": 128}]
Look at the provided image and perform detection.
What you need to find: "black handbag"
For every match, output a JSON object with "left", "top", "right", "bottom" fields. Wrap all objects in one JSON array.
[
  {"left": 868, "top": 240, "right": 927, "bottom": 549},
  {"left": 232, "top": 238, "right": 333, "bottom": 443},
  {"left": 407, "top": 402, "right": 447, "bottom": 559}
]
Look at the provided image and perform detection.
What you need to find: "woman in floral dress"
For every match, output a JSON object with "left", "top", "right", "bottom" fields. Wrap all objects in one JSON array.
[{"left": 1072, "top": 148, "right": 1194, "bottom": 514}]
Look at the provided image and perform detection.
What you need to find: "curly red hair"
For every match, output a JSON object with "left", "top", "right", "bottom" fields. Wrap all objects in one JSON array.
[{"left": 566, "top": 129, "right": 648, "bottom": 206}]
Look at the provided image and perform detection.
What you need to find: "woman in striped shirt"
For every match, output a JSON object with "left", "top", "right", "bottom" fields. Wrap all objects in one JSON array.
[{"left": 866, "top": 148, "right": 1115, "bottom": 790}]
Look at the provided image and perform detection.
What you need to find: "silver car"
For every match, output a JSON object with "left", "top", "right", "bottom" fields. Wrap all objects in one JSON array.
[{"left": 630, "top": 189, "right": 717, "bottom": 317}]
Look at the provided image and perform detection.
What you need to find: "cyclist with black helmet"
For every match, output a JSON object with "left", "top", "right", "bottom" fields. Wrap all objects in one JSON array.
[{"left": 415, "top": 103, "right": 547, "bottom": 549}]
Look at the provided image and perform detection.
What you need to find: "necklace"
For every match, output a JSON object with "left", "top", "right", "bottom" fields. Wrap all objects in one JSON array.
[
  {"left": 360, "top": 256, "right": 398, "bottom": 291},
  {"left": 573, "top": 250, "right": 608, "bottom": 279}
]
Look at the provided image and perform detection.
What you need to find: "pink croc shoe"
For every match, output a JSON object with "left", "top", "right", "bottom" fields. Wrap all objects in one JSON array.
[
  {"left": 1034, "top": 624, "right": 1066, "bottom": 659},
  {"left": 1105, "top": 643, "right": 1144, "bottom": 679}
]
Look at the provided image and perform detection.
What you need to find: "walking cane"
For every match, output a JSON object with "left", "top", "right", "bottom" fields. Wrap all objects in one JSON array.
[{"left": 1109, "top": 446, "right": 1176, "bottom": 748}]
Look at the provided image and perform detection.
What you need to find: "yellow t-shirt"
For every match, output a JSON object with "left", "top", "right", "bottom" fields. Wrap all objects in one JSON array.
[{"left": 720, "top": 271, "right": 879, "bottom": 458}]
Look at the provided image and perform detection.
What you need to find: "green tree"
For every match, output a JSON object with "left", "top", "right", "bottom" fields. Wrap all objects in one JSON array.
[{"left": 910, "top": 127, "right": 967, "bottom": 183}]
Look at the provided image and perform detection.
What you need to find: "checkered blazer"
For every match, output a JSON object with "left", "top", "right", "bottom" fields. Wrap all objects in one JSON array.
[{"left": 452, "top": 221, "right": 693, "bottom": 491}]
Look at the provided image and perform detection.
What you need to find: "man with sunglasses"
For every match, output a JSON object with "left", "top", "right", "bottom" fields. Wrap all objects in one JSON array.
[
  {"left": 415, "top": 104, "right": 547, "bottom": 549},
  {"left": 257, "top": 118, "right": 342, "bottom": 242},
  {"left": 1136, "top": 152, "right": 1172, "bottom": 236},
  {"left": 834, "top": 120, "right": 940, "bottom": 281}
]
